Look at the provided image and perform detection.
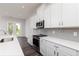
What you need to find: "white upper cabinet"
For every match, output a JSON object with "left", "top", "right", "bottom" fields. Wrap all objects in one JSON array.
[
  {"left": 35, "top": 4, "right": 79, "bottom": 28},
  {"left": 77, "top": 4, "right": 79, "bottom": 26},
  {"left": 50, "top": 4, "right": 62, "bottom": 28},
  {"left": 44, "top": 5, "right": 51, "bottom": 28},
  {"left": 47, "top": 4, "right": 79, "bottom": 28},
  {"left": 37, "top": 4, "right": 47, "bottom": 22},
  {"left": 48, "top": 4, "right": 78, "bottom": 28},
  {"left": 62, "top": 4, "right": 78, "bottom": 27},
  {"left": 36, "top": 4, "right": 51, "bottom": 28},
  {"left": 44, "top": 4, "right": 62, "bottom": 28}
]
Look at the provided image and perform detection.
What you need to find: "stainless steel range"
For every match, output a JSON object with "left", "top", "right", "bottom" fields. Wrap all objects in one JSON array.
[{"left": 33, "top": 34, "right": 47, "bottom": 52}]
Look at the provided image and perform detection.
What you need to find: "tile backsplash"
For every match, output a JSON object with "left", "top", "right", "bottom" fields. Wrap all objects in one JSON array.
[{"left": 33, "top": 28, "right": 79, "bottom": 42}]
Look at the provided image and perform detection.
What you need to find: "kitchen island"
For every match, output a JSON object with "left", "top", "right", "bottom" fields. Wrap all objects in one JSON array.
[{"left": 0, "top": 35, "right": 24, "bottom": 56}]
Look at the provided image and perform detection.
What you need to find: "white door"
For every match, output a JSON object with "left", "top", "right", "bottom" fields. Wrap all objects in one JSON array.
[{"left": 62, "top": 4, "right": 78, "bottom": 27}]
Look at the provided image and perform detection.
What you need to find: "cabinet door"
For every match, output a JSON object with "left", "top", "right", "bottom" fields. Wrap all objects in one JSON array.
[
  {"left": 40, "top": 39, "right": 47, "bottom": 56},
  {"left": 77, "top": 4, "right": 79, "bottom": 26},
  {"left": 44, "top": 6, "right": 51, "bottom": 28},
  {"left": 46, "top": 41, "right": 56, "bottom": 56},
  {"left": 57, "top": 45, "right": 77, "bottom": 56},
  {"left": 50, "top": 4, "right": 62, "bottom": 28},
  {"left": 62, "top": 4, "right": 78, "bottom": 27},
  {"left": 37, "top": 4, "right": 47, "bottom": 22},
  {"left": 40, "top": 39, "right": 56, "bottom": 56},
  {"left": 37, "top": 12, "right": 43, "bottom": 22},
  {"left": 57, "top": 48, "right": 72, "bottom": 56},
  {"left": 44, "top": 4, "right": 63, "bottom": 28}
]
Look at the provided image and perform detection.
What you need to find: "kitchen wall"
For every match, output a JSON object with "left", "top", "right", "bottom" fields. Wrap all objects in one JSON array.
[
  {"left": 26, "top": 16, "right": 79, "bottom": 45},
  {"left": 33, "top": 28, "right": 79, "bottom": 42},
  {"left": 25, "top": 16, "right": 34, "bottom": 45},
  {"left": 25, "top": 14, "right": 79, "bottom": 45},
  {"left": 0, "top": 16, "right": 25, "bottom": 36},
  {"left": 32, "top": 3, "right": 79, "bottom": 43},
  {"left": 25, "top": 3, "right": 79, "bottom": 45}
]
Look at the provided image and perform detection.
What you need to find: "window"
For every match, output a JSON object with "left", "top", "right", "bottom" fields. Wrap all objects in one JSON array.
[
  {"left": 8, "top": 22, "right": 21, "bottom": 36},
  {"left": 8, "top": 22, "right": 13, "bottom": 35},
  {"left": 16, "top": 23, "right": 21, "bottom": 36}
]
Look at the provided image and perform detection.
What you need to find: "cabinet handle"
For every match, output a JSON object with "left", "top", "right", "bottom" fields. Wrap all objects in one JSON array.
[
  {"left": 57, "top": 52, "right": 59, "bottom": 56},
  {"left": 59, "top": 21, "right": 63, "bottom": 26},
  {"left": 59, "top": 22, "right": 60, "bottom": 26},
  {"left": 54, "top": 50, "right": 56, "bottom": 55},
  {"left": 61, "top": 22, "right": 63, "bottom": 26}
]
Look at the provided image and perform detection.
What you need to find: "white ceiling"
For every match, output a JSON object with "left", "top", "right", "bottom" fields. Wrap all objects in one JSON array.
[{"left": 0, "top": 3, "right": 41, "bottom": 19}]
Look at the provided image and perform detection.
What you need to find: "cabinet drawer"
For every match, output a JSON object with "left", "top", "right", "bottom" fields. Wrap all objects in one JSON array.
[{"left": 58, "top": 45, "right": 77, "bottom": 56}]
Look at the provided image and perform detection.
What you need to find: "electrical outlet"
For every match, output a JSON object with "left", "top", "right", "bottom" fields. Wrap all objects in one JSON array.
[
  {"left": 52, "top": 31, "right": 55, "bottom": 34},
  {"left": 73, "top": 32, "right": 77, "bottom": 37}
]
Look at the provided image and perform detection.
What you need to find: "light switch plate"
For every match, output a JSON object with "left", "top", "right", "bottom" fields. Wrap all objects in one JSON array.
[{"left": 73, "top": 32, "right": 77, "bottom": 37}]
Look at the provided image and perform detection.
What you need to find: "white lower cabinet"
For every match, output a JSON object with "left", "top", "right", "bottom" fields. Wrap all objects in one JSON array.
[
  {"left": 40, "top": 38, "right": 79, "bottom": 56},
  {"left": 40, "top": 39, "right": 48, "bottom": 56},
  {"left": 40, "top": 39, "right": 58, "bottom": 56},
  {"left": 57, "top": 45, "right": 77, "bottom": 56},
  {"left": 46, "top": 41, "right": 56, "bottom": 56},
  {"left": 40, "top": 39, "right": 55, "bottom": 56}
]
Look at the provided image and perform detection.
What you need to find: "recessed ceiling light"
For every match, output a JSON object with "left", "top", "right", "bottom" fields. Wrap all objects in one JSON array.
[{"left": 22, "top": 6, "right": 25, "bottom": 8}]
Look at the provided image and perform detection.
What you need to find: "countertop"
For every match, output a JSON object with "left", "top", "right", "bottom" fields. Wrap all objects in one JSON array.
[
  {"left": 0, "top": 36, "right": 24, "bottom": 56},
  {"left": 0, "top": 35, "right": 14, "bottom": 41},
  {"left": 40, "top": 36, "right": 79, "bottom": 51}
]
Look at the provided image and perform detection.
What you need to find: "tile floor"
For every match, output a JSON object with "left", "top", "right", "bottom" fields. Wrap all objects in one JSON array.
[{"left": 17, "top": 37, "right": 41, "bottom": 56}]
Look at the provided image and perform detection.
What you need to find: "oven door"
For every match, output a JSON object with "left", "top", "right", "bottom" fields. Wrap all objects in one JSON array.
[{"left": 33, "top": 37, "right": 39, "bottom": 47}]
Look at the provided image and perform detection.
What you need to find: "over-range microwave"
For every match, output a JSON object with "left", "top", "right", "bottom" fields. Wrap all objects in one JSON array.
[{"left": 36, "top": 20, "right": 44, "bottom": 29}]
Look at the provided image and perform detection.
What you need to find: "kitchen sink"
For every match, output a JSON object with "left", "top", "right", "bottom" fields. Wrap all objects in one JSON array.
[
  {"left": 0, "top": 35, "right": 14, "bottom": 43},
  {"left": 0, "top": 37, "right": 13, "bottom": 43}
]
